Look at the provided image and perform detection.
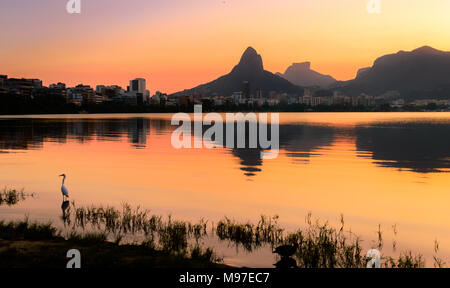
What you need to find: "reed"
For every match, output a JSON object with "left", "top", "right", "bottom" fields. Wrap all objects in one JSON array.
[
  {"left": 62, "top": 202, "right": 209, "bottom": 255},
  {"left": 190, "top": 245, "right": 222, "bottom": 263},
  {"left": 0, "top": 187, "right": 33, "bottom": 206},
  {"left": 216, "top": 215, "right": 283, "bottom": 251},
  {"left": 0, "top": 217, "right": 57, "bottom": 240},
  {"left": 215, "top": 213, "right": 443, "bottom": 268},
  {"left": 67, "top": 231, "right": 108, "bottom": 244},
  {"left": 2, "top": 201, "right": 446, "bottom": 268},
  {"left": 0, "top": 218, "right": 222, "bottom": 268},
  {"left": 286, "top": 215, "right": 364, "bottom": 268}
]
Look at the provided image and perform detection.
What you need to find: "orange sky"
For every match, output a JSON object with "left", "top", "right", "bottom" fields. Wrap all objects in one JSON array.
[{"left": 1, "top": 0, "right": 450, "bottom": 93}]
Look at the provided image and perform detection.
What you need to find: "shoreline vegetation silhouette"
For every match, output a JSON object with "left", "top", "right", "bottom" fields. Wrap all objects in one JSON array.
[
  {"left": 0, "top": 187, "right": 445, "bottom": 268},
  {"left": 2, "top": 101, "right": 448, "bottom": 116},
  {"left": 0, "top": 187, "right": 34, "bottom": 206}
]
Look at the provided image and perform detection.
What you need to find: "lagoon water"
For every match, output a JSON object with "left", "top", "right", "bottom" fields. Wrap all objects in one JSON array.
[{"left": 1, "top": 112, "right": 450, "bottom": 267}]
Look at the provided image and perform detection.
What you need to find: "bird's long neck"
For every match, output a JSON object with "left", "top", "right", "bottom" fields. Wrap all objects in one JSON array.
[{"left": 62, "top": 176, "right": 66, "bottom": 185}]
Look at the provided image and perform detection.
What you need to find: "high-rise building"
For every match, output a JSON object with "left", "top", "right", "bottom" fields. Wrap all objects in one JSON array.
[
  {"left": 96, "top": 85, "right": 106, "bottom": 95},
  {"left": 33, "top": 86, "right": 67, "bottom": 105},
  {"left": 4, "top": 77, "right": 42, "bottom": 99},
  {"left": 103, "top": 86, "right": 123, "bottom": 101},
  {"left": 68, "top": 84, "right": 95, "bottom": 105},
  {"left": 232, "top": 92, "right": 244, "bottom": 105},
  {"left": 47, "top": 83, "right": 67, "bottom": 102},
  {"left": 256, "top": 89, "right": 263, "bottom": 99},
  {"left": 0, "top": 75, "right": 6, "bottom": 88},
  {"left": 129, "top": 78, "right": 150, "bottom": 104},
  {"left": 49, "top": 82, "right": 66, "bottom": 90},
  {"left": 179, "top": 95, "right": 193, "bottom": 107},
  {"left": 130, "top": 78, "right": 146, "bottom": 94},
  {"left": 6, "top": 78, "right": 42, "bottom": 89},
  {"left": 241, "top": 81, "right": 250, "bottom": 99}
]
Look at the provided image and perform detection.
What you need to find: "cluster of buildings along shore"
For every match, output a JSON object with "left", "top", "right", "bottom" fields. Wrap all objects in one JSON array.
[{"left": 1, "top": 75, "right": 450, "bottom": 108}]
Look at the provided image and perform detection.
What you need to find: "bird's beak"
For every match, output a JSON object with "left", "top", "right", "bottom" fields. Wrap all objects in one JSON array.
[{"left": 59, "top": 174, "right": 64, "bottom": 177}]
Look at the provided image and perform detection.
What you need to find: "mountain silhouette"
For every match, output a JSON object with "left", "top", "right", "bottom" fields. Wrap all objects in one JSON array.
[
  {"left": 172, "top": 47, "right": 303, "bottom": 97},
  {"left": 337, "top": 46, "right": 450, "bottom": 100},
  {"left": 276, "top": 62, "right": 336, "bottom": 88}
]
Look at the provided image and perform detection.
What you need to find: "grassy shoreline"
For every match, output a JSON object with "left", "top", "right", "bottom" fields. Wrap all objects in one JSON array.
[
  {"left": 0, "top": 218, "right": 226, "bottom": 268},
  {"left": 0, "top": 188, "right": 445, "bottom": 268},
  {"left": 0, "top": 214, "right": 441, "bottom": 268}
]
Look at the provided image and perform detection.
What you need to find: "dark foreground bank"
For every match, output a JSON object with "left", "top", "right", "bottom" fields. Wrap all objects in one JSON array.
[
  {"left": 1, "top": 188, "right": 446, "bottom": 269},
  {"left": 0, "top": 219, "right": 226, "bottom": 269}
]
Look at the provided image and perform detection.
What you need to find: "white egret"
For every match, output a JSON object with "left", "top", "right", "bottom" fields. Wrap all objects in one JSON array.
[{"left": 59, "top": 174, "right": 69, "bottom": 200}]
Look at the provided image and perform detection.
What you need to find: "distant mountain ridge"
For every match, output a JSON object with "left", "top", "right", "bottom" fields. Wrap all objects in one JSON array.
[
  {"left": 337, "top": 46, "right": 450, "bottom": 100},
  {"left": 276, "top": 62, "right": 336, "bottom": 88},
  {"left": 172, "top": 45, "right": 450, "bottom": 101},
  {"left": 172, "top": 47, "right": 303, "bottom": 97}
]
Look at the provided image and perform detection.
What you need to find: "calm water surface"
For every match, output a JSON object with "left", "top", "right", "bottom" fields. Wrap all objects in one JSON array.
[{"left": 1, "top": 112, "right": 450, "bottom": 267}]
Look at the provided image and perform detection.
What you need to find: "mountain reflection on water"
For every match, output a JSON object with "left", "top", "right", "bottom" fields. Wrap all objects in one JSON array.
[
  {"left": 0, "top": 115, "right": 449, "bottom": 175},
  {"left": 355, "top": 123, "right": 450, "bottom": 173}
]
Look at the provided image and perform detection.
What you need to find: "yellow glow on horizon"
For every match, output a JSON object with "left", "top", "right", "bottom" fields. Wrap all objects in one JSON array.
[{"left": 1, "top": 0, "right": 450, "bottom": 93}]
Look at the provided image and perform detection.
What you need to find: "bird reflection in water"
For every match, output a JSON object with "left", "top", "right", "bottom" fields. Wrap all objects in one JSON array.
[
  {"left": 61, "top": 200, "right": 70, "bottom": 223},
  {"left": 273, "top": 243, "right": 299, "bottom": 268}
]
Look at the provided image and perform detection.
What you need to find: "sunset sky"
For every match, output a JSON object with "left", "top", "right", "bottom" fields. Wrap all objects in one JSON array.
[{"left": 1, "top": 0, "right": 450, "bottom": 94}]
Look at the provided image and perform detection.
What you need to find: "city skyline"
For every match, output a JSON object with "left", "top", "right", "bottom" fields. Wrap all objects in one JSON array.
[
  {"left": 3, "top": 42, "right": 450, "bottom": 113},
  {"left": 1, "top": 0, "right": 450, "bottom": 94}
]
